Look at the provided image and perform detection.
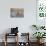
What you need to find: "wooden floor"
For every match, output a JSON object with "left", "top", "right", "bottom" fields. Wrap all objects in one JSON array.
[{"left": 0, "top": 42, "right": 46, "bottom": 46}]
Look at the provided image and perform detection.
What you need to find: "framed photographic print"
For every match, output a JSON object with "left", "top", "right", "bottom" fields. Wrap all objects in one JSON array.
[{"left": 10, "top": 8, "right": 24, "bottom": 18}]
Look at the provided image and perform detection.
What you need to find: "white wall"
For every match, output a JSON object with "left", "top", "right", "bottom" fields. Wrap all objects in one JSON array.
[{"left": 0, "top": 0, "right": 36, "bottom": 42}]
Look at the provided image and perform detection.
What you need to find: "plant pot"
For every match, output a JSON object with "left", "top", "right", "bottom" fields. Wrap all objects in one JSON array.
[
  {"left": 37, "top": 39, "right": 45, "bottom": 44},
  {"left": 40, "top": 38, "right": 45, "bottom": 43},
  {"left": 37, "top": 39, "right": 40, "bottom": 43}
]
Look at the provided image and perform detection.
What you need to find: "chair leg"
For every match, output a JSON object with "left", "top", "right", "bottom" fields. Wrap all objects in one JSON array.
[
  {"left": 4, "top": 33, "right": 7, "bottom": 46},
  {"left": 4, "top": 41, "right": 7, "bottom": 46},
  {"left": 17, "top": 34, "right": 18, "bottom": 46},
  {"left": 15, "top": 34, "right": 18, "bottom": 46}
]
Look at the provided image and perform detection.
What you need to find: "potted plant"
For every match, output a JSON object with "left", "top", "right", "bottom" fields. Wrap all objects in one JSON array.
[{"left": 33, "top": 32, "right": 46, "bottom": 43}]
